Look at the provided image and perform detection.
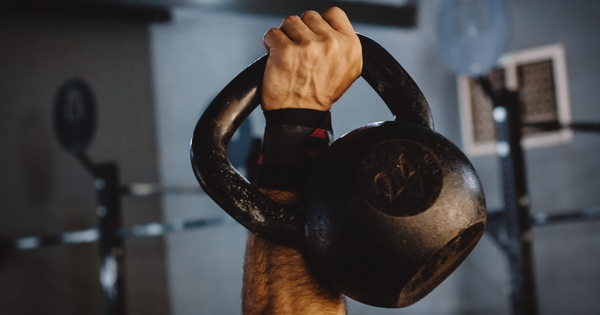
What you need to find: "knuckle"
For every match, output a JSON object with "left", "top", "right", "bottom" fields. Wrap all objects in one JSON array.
[
  {"left": 320, "top": 32, "right": 336, "bottom": 41},
  {"left": 301, "top": 10, "right": 320, "bottom": 20},
  {"left": 317, "top": 33, "right": 338, "bottom": 48},
  {"left": 325, "top": 6, "right": 343, "bottom": 17},
  {"left": 282, "top": 15, "right": 300, "bottom": 24},
  {"left": 264, "top": 27, "right": 279, "bottom": 37},
  {"left": 263, "top": 27, "right": 279, "bottom": 39},
  {"left": 278, "top": 44, "right": 292, "bottom": 54}
]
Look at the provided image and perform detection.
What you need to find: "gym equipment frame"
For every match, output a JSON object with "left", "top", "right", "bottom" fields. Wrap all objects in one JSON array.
[{"left": 480, "top": 77, "right": 600, "bottom": 315}]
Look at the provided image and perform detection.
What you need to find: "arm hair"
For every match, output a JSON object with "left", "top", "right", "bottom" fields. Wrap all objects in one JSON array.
[{"left": 241, "top": 189, "right": 346, "bottom": 315}]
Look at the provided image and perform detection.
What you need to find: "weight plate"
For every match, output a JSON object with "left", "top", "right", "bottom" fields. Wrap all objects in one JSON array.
[
  {"left": 437, "top": 0, "right": 511, "bottom": 76},
  {"left": 53, "top": 78, "right": 97, "bottom": 154}
]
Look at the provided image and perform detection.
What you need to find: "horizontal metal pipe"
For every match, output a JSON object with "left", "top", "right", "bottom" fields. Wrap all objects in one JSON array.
[
  {"left": 7, "top": 216, "right": 226, "bottom": 251},
  {"left": 487, "top": 206, "right": 600, "bottom": 228}
]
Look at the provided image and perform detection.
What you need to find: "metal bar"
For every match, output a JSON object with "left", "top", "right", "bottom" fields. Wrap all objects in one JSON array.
[
  {"left": 121, "top": 183, "right": 204, "bottom": 197},
  {"left": 95, "top": 163, "right": 126, "bottom": 315},
  {"left": 11, "top": 229, "right": 100, "bottom": 250},
  {"left": 117, "top": 217, "right": 225, "bottom": 239},
  {"left": 568, "top": 122, "right": 600, "bottom": 133},
  {"left": 492, "top": 89, "right": 539, "bottom": 315},
  {"left": 524, "top": 122, "right": 600, "bottom": 133},
  {"left": 531, "top": 207, "right": 600, "bottom": 226},
  {"left": 7, "top": 217, "right": 225, "bottom": 251},
  {"left": 487, "top": 206, "right": 600, "bottom": 248}
]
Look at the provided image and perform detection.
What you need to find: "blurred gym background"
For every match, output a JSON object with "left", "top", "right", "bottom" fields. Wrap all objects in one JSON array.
[{"left": 1, "top": 0, "right": 598, "bottom": 314}]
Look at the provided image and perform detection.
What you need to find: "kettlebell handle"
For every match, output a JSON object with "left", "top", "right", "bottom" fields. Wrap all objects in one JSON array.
[{"left": 191, "top": 34, "right": 433, "bottom": 246}]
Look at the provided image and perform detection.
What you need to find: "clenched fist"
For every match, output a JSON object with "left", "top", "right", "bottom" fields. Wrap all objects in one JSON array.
[{"left": 261, "top": 7, "right": 363, "bottom": 111}]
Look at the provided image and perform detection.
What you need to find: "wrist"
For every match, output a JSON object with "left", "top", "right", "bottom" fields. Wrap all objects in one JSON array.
[
  {"left": 256, "top": 109, "right": 333, "bottom": 192},
  {"left": 261, "top": 98, "right": 332, "bottom": 111}
]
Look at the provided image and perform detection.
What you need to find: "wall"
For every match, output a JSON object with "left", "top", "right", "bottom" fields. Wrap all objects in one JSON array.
[
  {"left": 0, "top": 12, "right": 170, "bottom": 315},
  {"left": 150, "top": 10, "right": 267, "bottom": 315}
]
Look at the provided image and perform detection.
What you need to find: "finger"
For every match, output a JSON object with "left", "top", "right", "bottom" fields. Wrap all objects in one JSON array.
[
  {"left": 263, "top": 27, "right": 292, "bottom": 53},
  {"left": 300, "top": 10, "right": 333, "bottom": 35},
  {"left": 322, "top": 7, "right": 355, "bottom": 35},
  {"left": 279, "top": 15, "right": 311, "bottom": 42}
]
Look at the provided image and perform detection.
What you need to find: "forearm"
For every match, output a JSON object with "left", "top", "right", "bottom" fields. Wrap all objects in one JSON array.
[
  {"left": 242, "top": 189, "right": 345, "bottom": 315},
  {"left": 241, "top": 7, "right": 360, "bottom": 314},
  {"left": 243, "top": 232, "right": 345, "bottom": 315}
]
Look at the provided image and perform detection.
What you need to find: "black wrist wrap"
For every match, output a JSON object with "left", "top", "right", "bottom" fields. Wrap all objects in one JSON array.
[{"left": 256, "top": 108, "right": 333, "bottom": 192}]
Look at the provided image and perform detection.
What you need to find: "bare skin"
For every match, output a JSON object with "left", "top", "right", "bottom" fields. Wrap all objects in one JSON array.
[
  {"left": 242, "top": 7, "right": 362, "bottom": 315},
  {"left": 261, "top": 8, "right": 362, "bottom": 112},
  {"left": 242, "top": 189, "right": 345, "bottom": 315}
]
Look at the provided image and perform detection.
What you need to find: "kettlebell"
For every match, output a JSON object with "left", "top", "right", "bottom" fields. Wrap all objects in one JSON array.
[{"left": 191, "top": 34, "right": 486, "bottom": 308}]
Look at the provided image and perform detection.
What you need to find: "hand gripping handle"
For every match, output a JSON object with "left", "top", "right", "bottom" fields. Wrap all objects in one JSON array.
[{"left": 190, "top": 34, "right": 432, "bottom": 247}]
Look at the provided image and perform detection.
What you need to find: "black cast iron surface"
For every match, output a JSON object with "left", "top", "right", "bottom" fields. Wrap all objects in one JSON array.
[
  {"left": 190, "top": 34, "right": 435, "bottom": 247},
  {"left": 302, "top": 121, "right": 486, "bottom": 307},
  {"left": 191, "top": 34, "right": 487, "bottom": 307}
]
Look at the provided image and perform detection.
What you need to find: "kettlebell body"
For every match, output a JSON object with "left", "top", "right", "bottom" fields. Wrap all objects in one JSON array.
[
  {"left": 303, "top": 121, "right": 486, "bottom": 307},
  {"left": 191, "top": 34, "right": 486, "bottom": 308}
]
